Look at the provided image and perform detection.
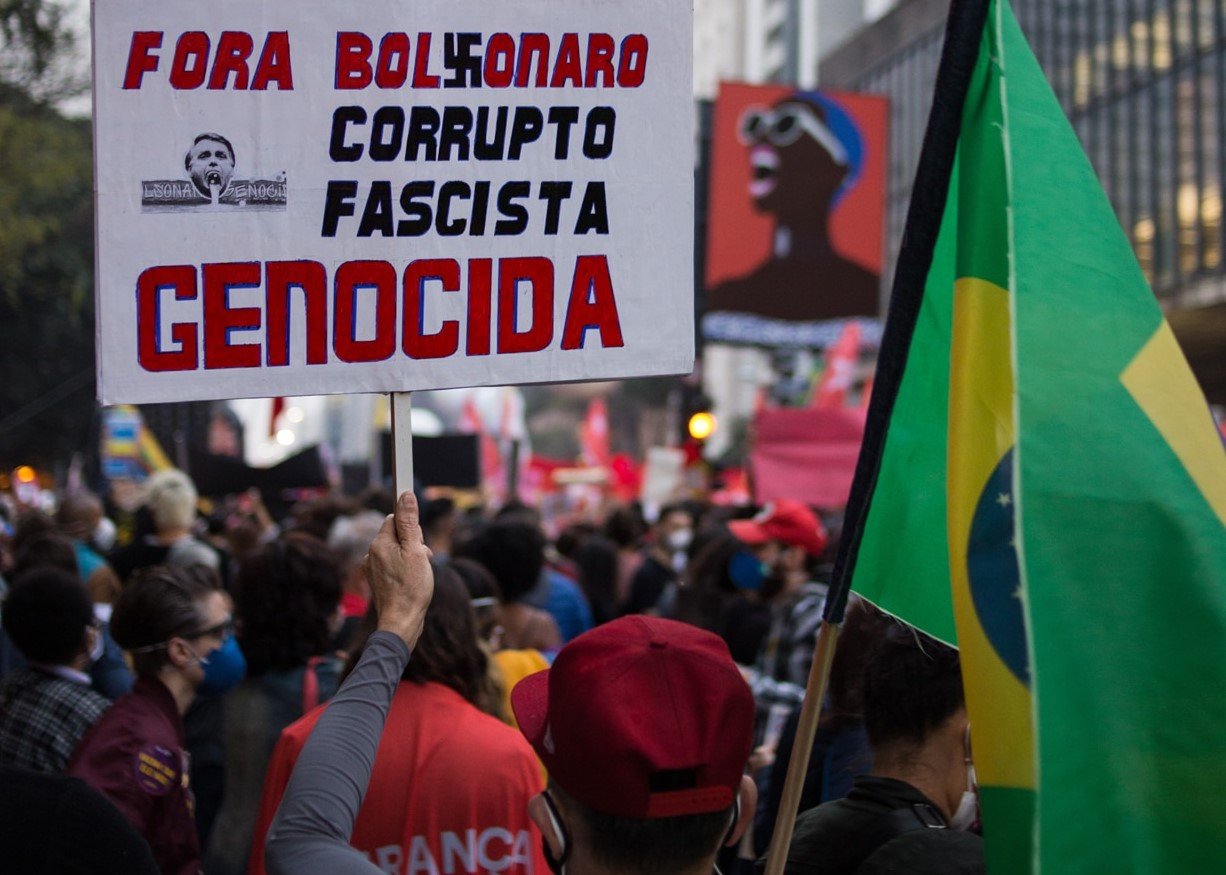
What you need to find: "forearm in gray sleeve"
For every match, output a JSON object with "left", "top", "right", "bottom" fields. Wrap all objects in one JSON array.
[{"left": 264, "top": 631, "right": 411, "bottom": 875}]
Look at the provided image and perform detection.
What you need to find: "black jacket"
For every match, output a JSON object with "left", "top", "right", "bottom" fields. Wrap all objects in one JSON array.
[{"left": 769, "top": 775, "right": 985, "bottom": 875}]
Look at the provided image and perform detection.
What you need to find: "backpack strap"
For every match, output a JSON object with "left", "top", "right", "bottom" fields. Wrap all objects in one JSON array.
[
  {"left": 852, "top": 803, "right": 947, "bottom": 871},
  {"left": 301, "top": 656, "right": 327, "bottom": 714}
]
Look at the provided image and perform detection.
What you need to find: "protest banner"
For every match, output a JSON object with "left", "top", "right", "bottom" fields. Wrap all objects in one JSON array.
[
  {"left": 92, "top": 0, "right": 695, "bottom": 413},
  {"left": 750, "top": 406, "right": 865, "bottom": 508}
]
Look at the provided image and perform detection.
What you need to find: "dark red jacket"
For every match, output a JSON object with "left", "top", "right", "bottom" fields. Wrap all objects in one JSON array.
[{"left": 68, "top": 676, "right": 200, "bottom": 875}]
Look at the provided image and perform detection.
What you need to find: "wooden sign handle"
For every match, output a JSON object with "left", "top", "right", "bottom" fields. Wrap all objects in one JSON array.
[
  {"left": 762, "top": 620, "right": 842, "bottom": 875},
  {"left": 390, "top": 392, "right": 414, "bottom": 500}
]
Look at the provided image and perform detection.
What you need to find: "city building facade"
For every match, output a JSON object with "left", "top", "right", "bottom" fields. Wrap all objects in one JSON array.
[{"left": 820, "top": 0, "right": 1226, "bottom": 402}]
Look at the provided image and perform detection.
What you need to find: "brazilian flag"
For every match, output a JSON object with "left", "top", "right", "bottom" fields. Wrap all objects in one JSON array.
[{"left": 826, "top": 0, "right": 1226, "bottom": 871}]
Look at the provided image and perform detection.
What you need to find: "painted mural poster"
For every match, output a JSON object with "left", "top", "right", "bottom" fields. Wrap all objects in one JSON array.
[{"left": 704, "top": 82, "right": 888, "bottom": 348}]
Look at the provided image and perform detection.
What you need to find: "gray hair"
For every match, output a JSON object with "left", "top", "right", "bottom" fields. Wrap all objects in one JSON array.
[{"left": 328, "top": 511, "right": 386, "bottom": 573}]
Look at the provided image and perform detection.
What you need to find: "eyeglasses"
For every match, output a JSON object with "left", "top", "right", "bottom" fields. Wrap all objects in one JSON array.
[
  {"left": 737, "top": 104, "right": 848, "bottom": 165},
  {"left": 187, "top": 618, "right": 234, "bottom": 642},
  {"left": 130, "top": 616, "right": 234, "bottom": 654}
]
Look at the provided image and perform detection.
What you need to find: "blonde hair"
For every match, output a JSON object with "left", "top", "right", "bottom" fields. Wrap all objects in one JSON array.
[{"left": 145, "top": 469, "right": 199, "bottom": 533}]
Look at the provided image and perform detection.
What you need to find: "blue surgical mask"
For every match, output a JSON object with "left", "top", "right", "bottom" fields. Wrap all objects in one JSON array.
[
  {"left": 197, "top": 635, "right": 247, "bottom": 695},
  {"left": 729, "top": 549, "right": 768, "bottom": 591}
]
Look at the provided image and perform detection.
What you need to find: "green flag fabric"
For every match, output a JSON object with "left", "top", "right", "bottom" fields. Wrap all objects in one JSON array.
[{"left": 831, "top": 0, "right": 1226, "bottom": 871}]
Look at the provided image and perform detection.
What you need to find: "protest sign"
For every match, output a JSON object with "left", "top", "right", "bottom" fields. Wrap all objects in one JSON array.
[{"left": 93, "top": 0, "right": 695, "bottom": 405}]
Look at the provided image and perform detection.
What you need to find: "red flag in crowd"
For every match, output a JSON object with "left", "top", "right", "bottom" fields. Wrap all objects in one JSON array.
[
  {"left": 580, "top": 398, "right": 611, "bottom": 469},
  {"left": 811, "top": 323, "right": 862, "bottom": 408},
  {"left": 608, "top": 453, "right": 642, "bottom": 502},
  {"left": 269, "top": 397, "right": 286, "bottom": 437},
  {"left": 460, "top": 399, "right": 505, "bottom": 500}
]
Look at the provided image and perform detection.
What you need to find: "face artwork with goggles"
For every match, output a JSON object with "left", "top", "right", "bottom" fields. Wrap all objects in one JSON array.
[
  {"left": 735, "top": 101, "right": 850, "bottom": 206},
  {"left": 703, "top": 86, "right": 878, "bottom": 324},
  {"left": 737, "top": 103, "right": 849, "bottom": 162}
]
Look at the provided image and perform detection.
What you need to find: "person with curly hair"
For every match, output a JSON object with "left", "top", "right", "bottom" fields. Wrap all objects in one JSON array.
[
  {"left": 204, "top": 533, "right": 344, "bottom": 875},
  {"left": 455, "top": 520, "right": 564, "bottom": 651}
]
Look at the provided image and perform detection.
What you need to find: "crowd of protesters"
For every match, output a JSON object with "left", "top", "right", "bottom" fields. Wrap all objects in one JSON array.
[{"left": 0, "top": 471, "right": 984, "bottom": 874}]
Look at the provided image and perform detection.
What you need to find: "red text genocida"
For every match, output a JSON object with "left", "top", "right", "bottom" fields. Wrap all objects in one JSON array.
[
  {"left": 135, "top": 256, "right": 624, "bottom": 373},
  {"left": 121, "top": 31, "right": 648, "bottom": 91}
]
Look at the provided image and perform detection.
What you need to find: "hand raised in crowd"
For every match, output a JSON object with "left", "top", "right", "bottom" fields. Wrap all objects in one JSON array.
[{"left": 363, "top": 492, "right": 435, "bottom": 650}]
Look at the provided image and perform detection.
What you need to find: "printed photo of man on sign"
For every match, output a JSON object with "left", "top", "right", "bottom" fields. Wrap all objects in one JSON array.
[
  {"left": 704, "top": 82, "right": 887, "bottom": 347},
  {"left": 140, "top": 131, "right": 287, "bottom": 213}
]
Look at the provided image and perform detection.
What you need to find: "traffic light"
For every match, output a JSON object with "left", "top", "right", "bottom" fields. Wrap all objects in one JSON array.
[
  {"left": 687, "top": 410, "right": 716, "bottom": 441},
  {"left": 679, "top": 385, "right": 715, "bottom": 449}
]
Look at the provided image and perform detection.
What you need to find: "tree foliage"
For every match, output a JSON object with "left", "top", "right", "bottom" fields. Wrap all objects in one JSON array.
[
  {"left": 0, "top": 21, "right": 96, "bottom": 470},
  {"left": 0, "top": 0, "right": 87, "bottom": 104}
]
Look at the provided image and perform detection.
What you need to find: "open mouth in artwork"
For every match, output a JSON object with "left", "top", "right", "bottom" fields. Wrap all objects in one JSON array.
[
  {"left": 749, "top": 146, "right": 779, "bottom": 198},
  {"left": 206, "top": 171, "right": 222, "bottom": 187}
]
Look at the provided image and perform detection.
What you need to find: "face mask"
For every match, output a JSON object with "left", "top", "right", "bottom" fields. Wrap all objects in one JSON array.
[
  {"left": 540, "top": 792, "right": 571, "bottom": 875},
  {"left": 92, "top": 517, "right": 117, "bottom": 553},
  {"left": 949, "top": 727, "right": 979, "bottom": 832},
  {"left": 666, "top": 528, "right": 692, "bottom": 552},
  {"left": 88, "top": 626, "right": 105, "bottom": 664},
  {"left": 949, "top": 781, "right": 979, "bottom": 831},
  {"left": 728, "top": 549, "right": 768, "bottom": 591},
  {"left": 541, "top": 836, "right": 565, "bottom": 875},
  {"left": 196, "top": 635, "right": 247, "bottom": 696}
]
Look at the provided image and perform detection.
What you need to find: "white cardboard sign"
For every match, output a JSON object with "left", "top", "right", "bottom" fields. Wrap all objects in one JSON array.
[{"left": 93, "top": 0, "right": 694, "bottom": 404}]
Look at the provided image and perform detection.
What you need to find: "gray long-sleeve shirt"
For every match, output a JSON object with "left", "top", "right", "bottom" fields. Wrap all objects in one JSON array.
[{"left": 264, "top": 631, "right": 411, "bottom": 875}]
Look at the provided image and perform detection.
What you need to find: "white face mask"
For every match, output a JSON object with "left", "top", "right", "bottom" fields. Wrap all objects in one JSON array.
[
  {"left": 88, "top": 626, "right": 105, "bottom": 664},
  {"left": 93, "top": 517, "right": 117, "bottom": 553},
  {"left": 949, "top": 727, "right": 979, "bottom": 832},
  {"left": 949, "top": 783, "right": 978, "bottom": 831},
  {"left": 666, "top": 528, "right": 693, "bottom": 552}
]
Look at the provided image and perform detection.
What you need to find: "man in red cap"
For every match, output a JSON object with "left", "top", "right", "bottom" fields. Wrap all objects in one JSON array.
[
  {"left": 727, "top": 501, "right": 830, "bottom": 752},
  {"left": 511, "top": 615, "right": 759, "bottom": 874},
  {"left": 727, "top": 500, "right": 829, "bottom": 563}
]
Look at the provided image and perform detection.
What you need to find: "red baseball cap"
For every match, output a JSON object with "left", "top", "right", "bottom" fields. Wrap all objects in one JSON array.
[
  {"left": 727, "top": 500, "right": 828, "bottom": 557},
  {"left": 511, "top": 616, "right": 754, "bottom": 819}
]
